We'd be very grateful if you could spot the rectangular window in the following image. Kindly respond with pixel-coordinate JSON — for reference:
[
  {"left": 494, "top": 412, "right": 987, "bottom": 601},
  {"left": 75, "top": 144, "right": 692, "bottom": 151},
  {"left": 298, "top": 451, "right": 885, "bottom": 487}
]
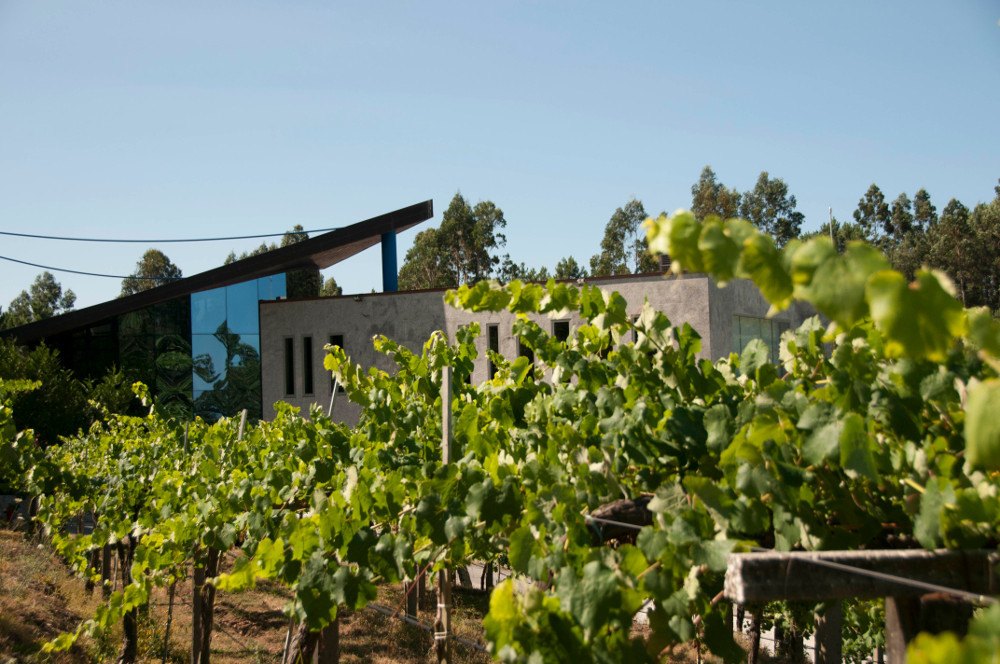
[
  {"left": 518, "top": 337, "right": 534, "bottom": 365},
  {"left": 283, "top": 337, "right": 295, "bottom": 396},
  {"left": 302, "top": 336, "right": 314, "bottom": 395},
  {"left": 553, "top": 320, "right": 570, "bottom": 343},
  {"left": 733, "top": 315, "right": 789, "bottom": 363},
  {"left": 329, "top": 335, "right": 345, "bottom": 393},
  {"left": 487, "top": 325, "right": 500, "bottom": 379}
]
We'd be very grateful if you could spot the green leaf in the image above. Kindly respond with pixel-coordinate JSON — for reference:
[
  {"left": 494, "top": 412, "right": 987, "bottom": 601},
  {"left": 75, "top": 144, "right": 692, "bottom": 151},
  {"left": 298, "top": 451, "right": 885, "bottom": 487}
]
[
  {"left": 839, "top": 413, "right": 878, "bottom": 481},
  {"left": 739, "top": 338, "right": 770, "bottom": 378},
  {"left": 866, "top": 269, "right": 965, "bottom": 361},
  {"left": 661, "top": 210, "right": 705, "bottom": 273},
  {"left": 966, "top": 379, "right": 1000, "bottom": 470},
  {"left": 698, "top": 220, "right": 740, "bottom": 284},
  {"left": 738, "top": 233, "right": 793, "bottom": 309},
  {"left": 508, "top": 526, "right": 536, "bottom": 573},
  {"left": 798, "top": 242, "right": 888, "bottom": 329},
  {"left": 703, "top": 609, "right": 746, "bottom": 662},
  {"left": 914, "top": 478, "right": 956, "bottom": 548},
  {"left": 966, "top": 307, "right": 1000, "bottom": 358}
]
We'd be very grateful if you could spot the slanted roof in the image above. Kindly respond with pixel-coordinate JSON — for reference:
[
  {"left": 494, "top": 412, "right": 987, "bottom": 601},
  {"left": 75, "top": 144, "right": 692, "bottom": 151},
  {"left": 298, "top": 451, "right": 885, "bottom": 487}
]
[{"left": 4, "top": 200, "right": 433, "bottom": 344}]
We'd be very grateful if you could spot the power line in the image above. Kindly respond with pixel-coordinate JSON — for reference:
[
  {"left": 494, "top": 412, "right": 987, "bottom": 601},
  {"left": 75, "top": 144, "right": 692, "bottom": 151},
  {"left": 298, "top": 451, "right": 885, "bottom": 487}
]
[
  {"left": 0, "top": 226, "right": 340, "bottom": 244},
  {"left": 0, "top": 254, "right": 181, "bottom": 280},
  {"left": 583, "top": 513, "right": 998, "bottom": 607}
]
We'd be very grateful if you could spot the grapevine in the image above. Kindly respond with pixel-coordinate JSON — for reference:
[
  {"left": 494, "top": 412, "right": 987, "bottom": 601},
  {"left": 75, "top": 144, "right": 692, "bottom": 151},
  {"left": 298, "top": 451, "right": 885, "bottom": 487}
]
[{"left": 13, "top": 209, "right": 1000, "bottom": 663}]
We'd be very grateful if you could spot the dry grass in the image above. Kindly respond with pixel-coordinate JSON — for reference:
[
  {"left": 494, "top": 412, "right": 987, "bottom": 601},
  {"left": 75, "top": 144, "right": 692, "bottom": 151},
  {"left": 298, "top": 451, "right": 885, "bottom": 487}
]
[
  {"left": 0, "top": 529, "right": 747, "bottom": 663},
  {"left": 0, "top": 529, "right": 102, "bottom": 663},
  {"left": 0, "top": 530, "right": 490, "bottom": 663}
]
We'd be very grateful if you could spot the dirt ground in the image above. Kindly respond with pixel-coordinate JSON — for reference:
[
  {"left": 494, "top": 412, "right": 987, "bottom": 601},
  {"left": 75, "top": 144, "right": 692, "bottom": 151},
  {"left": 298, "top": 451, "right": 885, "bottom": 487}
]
[{"left": 0, "top": 528, "right": 490, "bottom": 663}]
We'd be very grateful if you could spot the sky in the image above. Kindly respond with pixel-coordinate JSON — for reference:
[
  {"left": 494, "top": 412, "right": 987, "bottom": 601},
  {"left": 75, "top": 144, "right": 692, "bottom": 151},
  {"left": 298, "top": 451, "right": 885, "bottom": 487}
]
[{"left": 1, "top": 1, "right": 998, "bottom": 310}]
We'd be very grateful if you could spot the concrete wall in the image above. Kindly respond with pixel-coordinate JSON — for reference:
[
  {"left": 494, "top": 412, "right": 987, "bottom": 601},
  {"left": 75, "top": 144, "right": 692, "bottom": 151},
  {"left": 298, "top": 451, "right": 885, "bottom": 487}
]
[{"left": 259, "top": 273, "right": 814, "bottom": 422}]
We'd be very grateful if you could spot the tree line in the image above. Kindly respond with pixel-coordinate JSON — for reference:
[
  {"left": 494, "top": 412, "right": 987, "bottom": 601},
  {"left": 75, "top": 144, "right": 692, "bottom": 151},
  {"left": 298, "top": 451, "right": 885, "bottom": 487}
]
[
  {"left": 2, "top": 170, "right": 999, "bottom": 331},
  {"left": 397, "top": 170, "right": 1000, "bottom": 314}
]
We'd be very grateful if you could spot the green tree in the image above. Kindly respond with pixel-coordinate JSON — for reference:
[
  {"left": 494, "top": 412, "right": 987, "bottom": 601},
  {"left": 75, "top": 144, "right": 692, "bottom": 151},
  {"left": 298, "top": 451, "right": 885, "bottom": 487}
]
[
  {"left": 120, "top": 249, "right": 182, "bottom": 297},
  {"left": 885, "top": 191, "right": 935, "bottom": 281},
  {"left": 554, "top": 256, "right": 587, "bottom": 280},
  {"left": 968, "top": 181, "right": 1000, "bottom": 311},
  {"left": 3, "top": 271, "right": 76, "bottom": 328},
  {"left": 398, "top": 227, "right": 453, "bottom": 290},
  {"left": 499, "top": 259, "right": 550, "bottom": 283},
  {"left": 927, "top": 199, "right": 978, "bottom": 306},
  {"left": 281, "top": 225, "right": 322, "bottom": 298},
  {"left": 589, "top": 198, "right": 656, "bottom": 276},
  {"left": 224, "top": 242, "right": 273, "bottom": 265},
  {"left": 398, "top": 193, "right": 509, "bottom": 289},
  {"left": 888, "top": 193, "right": 913, "bottom": 239},
  {"left": 913, "top": 188, "right": 938, "bottom": 232},
  {"left": 0, "top": 338, "right": 90, "bottom": 445},
  {"left": 806, "top": 217, "right": 867, "bottom": 253},
  {"left": 852, "top": 184, "right": 891, "bottom": 246},
  {"left": 320, "top": 276, "right": 343, "bottom": 297},
  {"left": 739, "top": 171, "right": 804, "bottom": 247},
  {"left": 690, "top": 166, "right": 741, "bottom": 220}
]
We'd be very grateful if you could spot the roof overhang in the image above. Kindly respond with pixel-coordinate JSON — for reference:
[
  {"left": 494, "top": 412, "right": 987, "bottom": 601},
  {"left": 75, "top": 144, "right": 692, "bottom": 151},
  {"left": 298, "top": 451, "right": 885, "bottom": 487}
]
[{"left": 3, "top": 200, "right": 433, "bottom": 344}]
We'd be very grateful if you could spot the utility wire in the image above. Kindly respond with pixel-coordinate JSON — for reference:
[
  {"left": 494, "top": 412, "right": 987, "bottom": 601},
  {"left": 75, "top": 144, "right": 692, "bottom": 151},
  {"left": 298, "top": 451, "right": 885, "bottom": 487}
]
[
  {"left": 0, "top": 254, "right": 181, "bottom": 280},
  {"left": 0, "top": 226, "right": 340, "bottom": 244},
  {"left": 583, "top": 513, "right": 998, "bottom": 607},
  {"left": 748, "top": 546, "right": 998, "bottom": 607}
]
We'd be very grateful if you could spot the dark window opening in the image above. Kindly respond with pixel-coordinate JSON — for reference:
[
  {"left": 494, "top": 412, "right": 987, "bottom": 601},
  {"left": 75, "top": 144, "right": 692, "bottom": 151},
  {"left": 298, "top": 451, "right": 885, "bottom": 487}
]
[
  {"left": 329, "top": 335, "right": 345, "bottom": 393},
  {"left": 302, "top": 336, "right": 314, "bottom": 395},
  {"left": 487, "top": 325, "right": 500, "bottom": 379},
  {"left": 518, "top": 338, "right": 534, "bottom": 365},
  {"left": 284, "top": 337, "right": 295, "bottom": 395},
  {"left": 553, "top": 320, "right": 570, "bottom": 343}
]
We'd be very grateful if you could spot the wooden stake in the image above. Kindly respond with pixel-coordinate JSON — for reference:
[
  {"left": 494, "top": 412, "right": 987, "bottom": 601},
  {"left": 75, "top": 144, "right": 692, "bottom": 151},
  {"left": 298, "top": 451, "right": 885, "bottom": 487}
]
[
  {"left": 814, "top": 600, "right": 842, "bottom": 664},
  {"left": 434, "top": 366, "right": 453, "bottom": 664}
]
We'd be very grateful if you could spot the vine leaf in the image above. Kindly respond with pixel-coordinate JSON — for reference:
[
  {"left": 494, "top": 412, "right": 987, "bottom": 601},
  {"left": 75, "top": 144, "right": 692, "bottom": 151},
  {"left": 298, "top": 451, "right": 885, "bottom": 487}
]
[{"left": 966, "top": 379, "right": 1000, "bottom": 470}]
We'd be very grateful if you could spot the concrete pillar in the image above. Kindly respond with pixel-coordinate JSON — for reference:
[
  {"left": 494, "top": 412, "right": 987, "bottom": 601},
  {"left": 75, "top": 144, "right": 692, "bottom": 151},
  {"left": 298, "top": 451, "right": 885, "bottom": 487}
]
[{"left": 381, "top": 230, "right": 398, "bottom": 292}]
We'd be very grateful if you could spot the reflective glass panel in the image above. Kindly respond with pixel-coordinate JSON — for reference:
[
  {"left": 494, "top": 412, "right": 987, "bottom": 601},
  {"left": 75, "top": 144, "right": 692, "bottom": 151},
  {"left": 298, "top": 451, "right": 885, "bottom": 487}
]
[
  {"left": 257, "top": 274, "right": 287, "bottom": 301},
  {"left": 192, "top": 333, "right": 228, "bottom": 392},
  {"left": 191, "top": 288, "right": 227, "bottom": 334},
  {"left": 226, "top": 280, "right": 260, "bottom": 335}
]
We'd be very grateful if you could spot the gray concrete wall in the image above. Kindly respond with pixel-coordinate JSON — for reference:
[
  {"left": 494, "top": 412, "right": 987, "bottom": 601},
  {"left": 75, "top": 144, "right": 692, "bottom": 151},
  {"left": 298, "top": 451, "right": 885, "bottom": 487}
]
[{"left": 259, "top": 274, "right": 812, "bottom": 422}]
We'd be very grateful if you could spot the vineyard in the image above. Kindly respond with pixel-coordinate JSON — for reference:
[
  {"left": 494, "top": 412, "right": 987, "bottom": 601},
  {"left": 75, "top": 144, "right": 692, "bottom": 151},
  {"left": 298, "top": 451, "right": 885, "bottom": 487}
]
[{"left": 2, "top": 211, "right": 1000, "bottom": 663}]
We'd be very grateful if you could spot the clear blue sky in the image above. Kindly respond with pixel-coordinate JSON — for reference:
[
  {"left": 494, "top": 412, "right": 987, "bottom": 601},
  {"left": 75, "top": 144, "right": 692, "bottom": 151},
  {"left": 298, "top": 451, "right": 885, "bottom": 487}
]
[{"left": 1, "top": 1, "right": 998, "bottom": 309}]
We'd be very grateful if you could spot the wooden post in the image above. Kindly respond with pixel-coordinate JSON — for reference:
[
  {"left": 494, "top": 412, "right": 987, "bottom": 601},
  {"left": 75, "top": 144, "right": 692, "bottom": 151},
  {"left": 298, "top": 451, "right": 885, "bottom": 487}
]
[
  {"left": 885, "top": 596, "right": 920, "bottom": 663},
  {"left": 814, "top": 600, "right": 842, "bottom": 664},
  {"left": 725, "top": 550, "right": 998, "bottom": 663},
  {"left": 102, "top": 544, "right": 112, "bottom": 598},
  {"left": 405, "top": 579, "right": 418, "bottom": 619},
  {"left": 192, "top": 558, "right": 204, "bottom": 664},
  {"left": 434, "top": 366, "right": 453, "bottom": 664},
  {"left": 237, "top": 408, "right": 247, "bottom": 440}
]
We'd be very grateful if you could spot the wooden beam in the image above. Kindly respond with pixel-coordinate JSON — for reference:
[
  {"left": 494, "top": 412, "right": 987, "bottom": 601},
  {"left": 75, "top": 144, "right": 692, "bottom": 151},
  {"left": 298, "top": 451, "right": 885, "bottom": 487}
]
[{"left": 724, "top": 550, "right": 998, "bottom": 604}]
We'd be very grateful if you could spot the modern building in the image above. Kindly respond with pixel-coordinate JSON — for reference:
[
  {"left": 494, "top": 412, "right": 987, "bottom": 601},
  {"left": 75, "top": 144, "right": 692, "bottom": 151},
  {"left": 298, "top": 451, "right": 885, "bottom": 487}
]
[
  {"left": 2, "top": 201, "right": 434, "bottom": 420},
  {"left": 261, "top": 272, "right": 815, "bottom": 423}
]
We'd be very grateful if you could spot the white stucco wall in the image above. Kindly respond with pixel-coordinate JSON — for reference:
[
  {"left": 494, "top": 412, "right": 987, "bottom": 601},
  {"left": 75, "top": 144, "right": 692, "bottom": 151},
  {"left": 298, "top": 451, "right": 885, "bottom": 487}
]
[{"left": 259, "top": 273, "right": 813, "bottom": 422}]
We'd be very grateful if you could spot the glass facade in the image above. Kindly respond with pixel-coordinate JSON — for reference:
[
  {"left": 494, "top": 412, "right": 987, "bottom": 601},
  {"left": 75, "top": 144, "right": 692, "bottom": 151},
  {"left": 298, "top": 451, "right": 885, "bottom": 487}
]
[
  {"left": 732, "top": 315, "right": 790, "bottom": 363},
  {"left": 118, "top": 297, "right": 194, "bottom": 419},
  {"left": 190, "top": 274, "right": 286, "bottom": 421}
]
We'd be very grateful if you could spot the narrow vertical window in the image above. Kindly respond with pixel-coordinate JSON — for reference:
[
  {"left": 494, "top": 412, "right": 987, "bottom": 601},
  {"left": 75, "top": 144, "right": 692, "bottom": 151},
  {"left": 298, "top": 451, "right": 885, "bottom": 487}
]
[
  {"left": 487, "top": 325, "right": 499, "bottom": 379},
  {"left": 329, "top": 335, "right": 345, "bottom": 392},
  {"left": 284, "top": 337, "right": 295, "bottom": 395},
  {"left": 553, "top": 320, "right": 570, "bottom": 343},
  {"left": 302, "top": 336, "right": 314, "bottom": 395},
  {"left": 517, "top": 334, "right": 534, "bottom": 365}
]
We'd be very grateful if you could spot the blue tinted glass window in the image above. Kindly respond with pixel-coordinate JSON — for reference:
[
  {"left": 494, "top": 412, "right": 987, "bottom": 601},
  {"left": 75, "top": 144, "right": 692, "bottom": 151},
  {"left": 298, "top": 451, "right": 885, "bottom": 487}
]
[
  {"left": 257, "top": 274, "right": 286, "bottom": 301},
  {"left": 191, "top": 288, "right": 227, "bottom": 334},
  {"left": 192, "top": 334, "right": 228, "bottom": 392},
  {"left": 226, "top": 280, "right": 259, "bottom": 335}
]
